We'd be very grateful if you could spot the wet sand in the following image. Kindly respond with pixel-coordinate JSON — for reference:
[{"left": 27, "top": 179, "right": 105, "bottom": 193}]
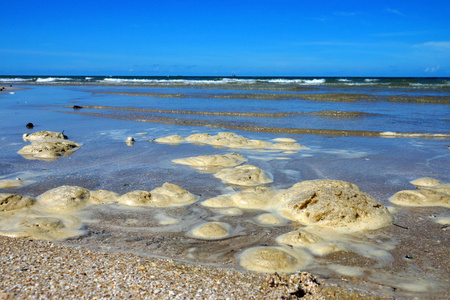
[{"left": 1, "top": 85, "right": 449, "bottom": 299}]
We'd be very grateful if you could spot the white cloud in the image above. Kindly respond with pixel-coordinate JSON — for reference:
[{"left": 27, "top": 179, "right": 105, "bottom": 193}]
[
  {"left": 386, "top": 8, "right": 405, "bottom": 16},
  {"left": 418, "top": 41, "right": 450, "bottom": 51},
  {"left": 425, "top": 65, "right": 440, "bottom": 72}
]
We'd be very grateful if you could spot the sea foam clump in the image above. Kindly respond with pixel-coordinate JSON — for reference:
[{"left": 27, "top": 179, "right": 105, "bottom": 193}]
[
  {"left": 390, "top": 177, "right": 449, "bottom": 207},
  {"left": 18, "top": 131, "right": 81, "bottom": 161},
  {"left": 173, "top": 153, "right": 248, "bottom": 168},
  {"left": 119, "top": 183, "right": 198, "bottom": 207},
  {"left": 188, "top": 222, "right": 231, "bottom": 240},
  {"left": 37, "top": 186, "right": 90, "bottom": 212},
  {"left": 157, "top": 131, "right": 307, "bottom": 152},
  {"left": 214, "top": 165, "right": 274, "bottom": 186},
  {"left": 277, "top": 180, "right": 393, "bottom": 233},
  {"left": 0, "top": 193, "right": 35, "bottom": 211},
  {"left": 239, "top": 246, "right": 308, "bottom": 273}
]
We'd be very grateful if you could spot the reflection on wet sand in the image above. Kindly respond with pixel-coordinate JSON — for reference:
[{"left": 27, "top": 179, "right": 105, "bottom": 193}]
[
  {"left": 91, "top": 90, "right": 450, "bottom": 104},
  {"left": 59, "top": 109, "right": 450, "bottom": 138}
]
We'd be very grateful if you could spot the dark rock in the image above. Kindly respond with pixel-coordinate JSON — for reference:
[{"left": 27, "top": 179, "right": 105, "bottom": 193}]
[
  {"left": 73, "top": 105, "right": 83, "bottom": 110},
  {"left": 26, "top": 123, "right": 34, "bottom": 129}
]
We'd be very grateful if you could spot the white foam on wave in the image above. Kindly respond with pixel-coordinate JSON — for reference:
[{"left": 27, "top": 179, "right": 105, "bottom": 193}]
[
  {"left": 364, "top": 79, "right": 379, "bottom": 82},
  {"left": 266, "top": 78, "right": 326, "bottom": 85},
  {"left": 36, "top": 77, "right": 72, "bottom": 82},
  {"left": 0, "top": 78, "right": 30, "bottom": 82}
]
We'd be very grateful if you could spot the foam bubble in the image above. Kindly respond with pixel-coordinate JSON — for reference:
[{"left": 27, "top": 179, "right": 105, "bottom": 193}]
[
  {"left": 173, "top": 153, "right": 248, "bottom": 168},
  {"left": 276, "top": 229, "right": 322, "bottom": 247},
  {"left": 410, "top": 177, "right": 443, "bottom": 187},
  {"left": 214, "top": 165, "right": 274, "bottom": 186},
  {"left": 155, "top": 135, "right": 185, "bottom": 144},
  {"left": 188, "top": 222, "right": 231, "bottom": 240},
  {"left": 390, "top": 190, "right": 450, "bottom": 207},
  {"left": 239, "top": 246, "right": 307, "bottom": 273},
  {"left": 255, "top": 213, "right": 285, "bottom": 226},
  {"left": 0, "top": 212, "right": 85, "bottom": 241}
]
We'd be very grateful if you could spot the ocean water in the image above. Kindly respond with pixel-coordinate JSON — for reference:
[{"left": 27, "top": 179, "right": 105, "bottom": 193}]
[{"left": 0, "top": 76, "right": 449, "bottom": 297}]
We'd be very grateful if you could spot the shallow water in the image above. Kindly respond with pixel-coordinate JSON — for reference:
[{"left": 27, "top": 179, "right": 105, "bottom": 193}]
[{"left": 0, "top": 80, "right": 449, "bottom": 298}]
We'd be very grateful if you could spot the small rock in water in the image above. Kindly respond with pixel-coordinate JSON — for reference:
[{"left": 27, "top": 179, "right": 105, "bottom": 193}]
[
  {"left": 126, "top": 137, "right": 135, "bottom": 146},
  {"left": 26, "top": 123, "right": 34, "bottom": 129},
  {"left": 73, "top": 105, "right": 83, "bottom": 110}
]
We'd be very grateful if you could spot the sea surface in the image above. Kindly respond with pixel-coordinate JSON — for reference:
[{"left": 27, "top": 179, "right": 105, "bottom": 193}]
[{"left": 0, "top": 76, "right": 449, "bottom": 298}]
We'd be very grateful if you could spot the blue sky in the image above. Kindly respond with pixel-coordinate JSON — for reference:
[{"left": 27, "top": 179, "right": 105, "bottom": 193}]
[{"left": 1, "top": 0, "right": 449, "bottom": 76}]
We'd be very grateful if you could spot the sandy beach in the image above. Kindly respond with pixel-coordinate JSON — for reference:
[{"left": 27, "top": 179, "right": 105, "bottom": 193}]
[
  {"left": 0, "top": 235, "right": 383, "bottom": 299},
  {"left": 1, "top": 79, "right": 449, "bottom": 299}
]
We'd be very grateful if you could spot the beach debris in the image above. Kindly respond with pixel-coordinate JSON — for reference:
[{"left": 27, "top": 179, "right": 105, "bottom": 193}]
[
  {"left": 118, "top": 182, "right": 198, "bottom": 207},
  {"left": 0, "top": 193, "right": 35, "bottom": 211},
  {"left": 266, "top": 272, "right": 321, "bottom": 298},
  {"left": 26, "top": 122, "right": 34, "bottom": 129},
  {"left": 214, "top": 164, "right": 274, "bottom": 186},
  {"left": 37, "top": 185, "right": 90, "bottom": 212},
  {"left": 239, "top": 246, "right": 307, "bottom": 273},
  {"left": 188, "top": 222, "right": 231, "bottom": 240},
  {"left": 18, "top": 130, "right": 81, "bottom": 161},
  {"left": 126, "top": 136, "right": 135, "bottom": 146}
]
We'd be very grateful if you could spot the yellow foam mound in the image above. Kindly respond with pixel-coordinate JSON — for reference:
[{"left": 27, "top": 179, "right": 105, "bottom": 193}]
[
  {"left": 201, "top": 186, "right": 278, "bottom": 209},
  {"left": 409, "top": 177, "right": 443, "bottom": 187},
  {"left": 276, "top": 229, "right": 322, "bottom": 247},
  {"left": 189, "top": 222, "right": 231, "bottom": 240},
  {"left": 239, "top": 247, "right": 305, "bottom": 273},
  {"left": 256, "top": 213, "right": 284, "bottom": 225},
  {"left": 155, "top": 135, "right": 185, "bottom": 144},
  {"left": 279, "top": 187, "right": 393, "bottom": 232},
  {"left": 173, "top": 153, "right": 248, "bottom": 167},
  {"left": 0, "top": 193, "right": 35, "bottom": 211},
  {"left": 390, "top": 190, "right": 450, "bottom": 207},
  {"left": 22, "top": 130, "right": 66, "bottom": 142},
  {"left": 89, "top": 190, "right": 119, "bottom": 204},
  {"left": 37, "top": 186, "right": 90, "bottom": 211},
  {"left": 119, "top": 183, "right": 198, "bottom": 207},
  {"left": 214, "top": 165, "right": 274, "bottom": 186},
  {"left": 0, "top": 213, "right": 85, "bottom": 241}
]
